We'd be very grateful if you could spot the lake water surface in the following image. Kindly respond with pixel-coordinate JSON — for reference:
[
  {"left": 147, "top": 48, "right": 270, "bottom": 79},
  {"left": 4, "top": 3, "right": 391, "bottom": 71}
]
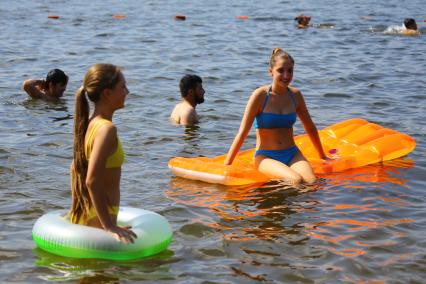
[{"left": 1, "top": 0, "right": 425, "bottom": 283}]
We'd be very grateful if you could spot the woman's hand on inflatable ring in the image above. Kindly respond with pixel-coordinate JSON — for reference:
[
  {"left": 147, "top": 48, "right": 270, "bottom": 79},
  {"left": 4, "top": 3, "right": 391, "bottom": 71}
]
[{"left": 106, "top": 225, "right": 137, "bottom": 244}]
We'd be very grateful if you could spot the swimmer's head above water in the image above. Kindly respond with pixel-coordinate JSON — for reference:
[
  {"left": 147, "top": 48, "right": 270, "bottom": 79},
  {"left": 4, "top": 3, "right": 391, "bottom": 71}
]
[
  {"left": 179, "top": 74, "right": 204, "bottom": 104},
  {"left": 404, "top": 18, "right": 418, "bottom": 30},
  {"left": 23, "top": 68, "right": 68, "bottom": 100},
  {"left": 170, "top": 74, "right": 205, "bottom": 126},
  {"left": 45, "top": 69, "right": 68, "bottom": 98},
  {"left": 294, "top": 14, "right": 311, "bottom": 28}
]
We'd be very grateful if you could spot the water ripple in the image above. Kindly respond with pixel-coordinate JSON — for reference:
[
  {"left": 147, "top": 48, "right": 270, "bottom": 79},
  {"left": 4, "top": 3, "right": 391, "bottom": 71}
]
[{"left": 0, "top": 0, "right": 425, "bottom": 283}]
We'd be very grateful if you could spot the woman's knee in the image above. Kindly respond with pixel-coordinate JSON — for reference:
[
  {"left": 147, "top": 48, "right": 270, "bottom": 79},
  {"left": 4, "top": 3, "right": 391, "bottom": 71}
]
[
  {"left": 287, "top": 172, "right": 303, "bottom": 185},
  {"left": 255, "top": 155, "right": 305, "bottom": 185},
  {"left": 302, "top": 173, "right": 316, "bottom": 184}
]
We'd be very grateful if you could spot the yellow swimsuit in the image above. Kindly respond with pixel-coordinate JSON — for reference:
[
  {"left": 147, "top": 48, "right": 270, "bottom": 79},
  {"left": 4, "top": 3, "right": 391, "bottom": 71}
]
[
  {"left": 85, "top": 118, "right": 125, "bottom": 168},
  {"left": 72, "top": 118, "right": 125, "bottom": 225}
]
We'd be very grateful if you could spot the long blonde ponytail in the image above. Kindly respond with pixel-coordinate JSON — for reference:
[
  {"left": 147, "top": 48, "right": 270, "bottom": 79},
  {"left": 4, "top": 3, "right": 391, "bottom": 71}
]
[{"left": 70, "top": 86, "right": 91, "bottom": 223}]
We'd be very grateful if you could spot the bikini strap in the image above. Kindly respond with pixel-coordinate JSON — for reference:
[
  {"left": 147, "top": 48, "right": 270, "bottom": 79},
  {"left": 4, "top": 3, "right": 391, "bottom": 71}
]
[
  {"left": 288, "top": 88, "right": 298, "bottom": 109},
  {"left": 85, "top": 119, "right": 112, "bottom": 158},
  {"left": 260, "top": 85, "right": 272, "bottom": 112}
]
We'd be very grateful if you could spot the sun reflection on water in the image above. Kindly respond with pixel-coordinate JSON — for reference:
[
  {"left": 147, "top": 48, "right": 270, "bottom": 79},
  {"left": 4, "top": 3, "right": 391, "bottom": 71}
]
[{"left": 166, "top": 158, "right": 415, "bottom": 259}]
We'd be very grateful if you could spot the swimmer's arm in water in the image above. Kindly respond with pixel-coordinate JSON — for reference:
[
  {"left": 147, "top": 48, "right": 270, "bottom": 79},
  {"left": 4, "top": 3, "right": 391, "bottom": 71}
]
[
  {"left": 225, "top": 88, "right": 264, "bottom": 165},
  {"left": 404, "top": 29, "right": 421, "bottom": 36},
  {"left": 23, "top": 79, "right": 45, "bottom": 99},
  {"left": 292, "top": 88, "right": 327, "bottom": 159},
  {"left": 298, "top": 24, "right": 310, "bottom": 29},
  {"left": 86, "top": 124, "right": 136, "bottom": 244}
]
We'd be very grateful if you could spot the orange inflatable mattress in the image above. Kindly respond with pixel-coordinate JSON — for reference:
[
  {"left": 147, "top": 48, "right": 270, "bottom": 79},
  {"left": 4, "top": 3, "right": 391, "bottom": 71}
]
[{"left": 168, "top": 118, "right": 416, "bottom": 185}]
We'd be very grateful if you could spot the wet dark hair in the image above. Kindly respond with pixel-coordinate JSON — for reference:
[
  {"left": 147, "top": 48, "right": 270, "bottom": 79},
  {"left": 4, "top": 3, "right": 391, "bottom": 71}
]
[
  {"left": 294, "top": 14, "right": 311, "bottom": 25},
  {"left": 46, "top": 69, "right": 68, "bottom": 86},
  {"left": 179, "top": 74, "right": 202, "bottom": 97},
  {"left": 403, "top": 18, "right": 417, "bottom": 30}
]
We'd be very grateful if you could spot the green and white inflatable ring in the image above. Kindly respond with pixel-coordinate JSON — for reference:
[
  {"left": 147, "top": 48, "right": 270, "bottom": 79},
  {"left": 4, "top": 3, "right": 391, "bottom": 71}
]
[{"left": 32, "top": 207, "right": 172, "bottom": 261}]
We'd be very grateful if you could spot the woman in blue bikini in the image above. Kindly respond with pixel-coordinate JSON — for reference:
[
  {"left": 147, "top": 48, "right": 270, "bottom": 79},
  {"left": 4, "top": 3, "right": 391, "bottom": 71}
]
[{"left": 224, "top": 48, "right": 327, "bottom": 185}]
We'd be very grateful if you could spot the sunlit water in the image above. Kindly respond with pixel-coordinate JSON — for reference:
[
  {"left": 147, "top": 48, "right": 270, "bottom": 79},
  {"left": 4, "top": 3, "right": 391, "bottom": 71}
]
[{"left": 1, "top": 0, "right": 425, "bottom": 283}]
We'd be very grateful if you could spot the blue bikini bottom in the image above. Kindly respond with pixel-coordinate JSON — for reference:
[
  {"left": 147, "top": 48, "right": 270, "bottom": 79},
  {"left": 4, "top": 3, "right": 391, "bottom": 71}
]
[{"left": 255, "top": 146, "right": 299, "bottom": 166}]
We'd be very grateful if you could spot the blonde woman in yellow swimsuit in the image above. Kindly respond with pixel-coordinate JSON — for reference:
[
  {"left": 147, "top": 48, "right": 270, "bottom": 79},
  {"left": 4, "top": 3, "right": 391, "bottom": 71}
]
[{"left": 69, "top": 63, "right": 136, "bottom": 244}]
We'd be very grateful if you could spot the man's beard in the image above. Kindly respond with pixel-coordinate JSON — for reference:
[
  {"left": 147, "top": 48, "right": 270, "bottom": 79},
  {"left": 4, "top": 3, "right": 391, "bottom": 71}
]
[{"left": 196, "top": 96, "right": 204, "bottom": 104}]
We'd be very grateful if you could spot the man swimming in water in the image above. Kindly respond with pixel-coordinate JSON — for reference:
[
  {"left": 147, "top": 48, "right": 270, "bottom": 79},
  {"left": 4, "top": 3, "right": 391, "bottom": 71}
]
[
  {"left": 170, "top": 74, "right": 205, "bottom": 126},
  {"left": 294, "top": 14, "right": 312, "bottom": 28},
  {"left": 23, "top": 68, "right": 68, "bottom": 100},
  {"left": 403, "top": 18, "right": 420, "bottom": 35}
]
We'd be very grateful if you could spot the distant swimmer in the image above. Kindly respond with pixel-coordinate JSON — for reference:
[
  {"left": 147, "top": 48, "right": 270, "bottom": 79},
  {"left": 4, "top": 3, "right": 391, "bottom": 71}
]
[
  {"left": 403, "top": 18, "right": 420, "bottom": 35},
  {"left": 294, "top": 14, "right": 312, "bottom": 28},
  {"left": 170, "top": 74, "right": 205, "bottom": 126},
  {"left": 23, "top": 68, "right": 68, "bottom": 100},
  {"left": 294, "top": 14, "right": 335, "bottom": 29}
]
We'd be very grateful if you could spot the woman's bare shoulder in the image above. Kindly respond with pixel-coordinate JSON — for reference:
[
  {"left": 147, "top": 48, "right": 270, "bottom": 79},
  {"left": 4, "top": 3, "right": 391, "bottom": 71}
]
[
  {"left": 289, "top": 86, "right": 302, "bottom": 95},
  {"left": 251, "top": 85, "right": 269, "bottom": 100}
]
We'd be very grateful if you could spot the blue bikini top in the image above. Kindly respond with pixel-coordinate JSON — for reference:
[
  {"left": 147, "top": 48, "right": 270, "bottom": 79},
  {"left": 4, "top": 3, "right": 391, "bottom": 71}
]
[{"left": 254, "top": 86, "right": 297, "bottom": 129}]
